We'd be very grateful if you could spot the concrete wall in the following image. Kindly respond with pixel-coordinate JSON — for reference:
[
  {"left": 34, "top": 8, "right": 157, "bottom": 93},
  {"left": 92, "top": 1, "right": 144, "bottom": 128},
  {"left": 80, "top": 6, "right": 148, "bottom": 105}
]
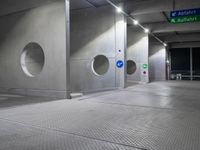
[
  {"left": 149, "top": 42, "right": 166, "bottom": 81},
  {"left": 0, "top": 1, "right": 68, "bottom": 98},
  {"left": 127, "top": 27, "right": 149, "bottom": 83},
  {"left": 70, "top": 5, "right": 126, "bottom": 93}
]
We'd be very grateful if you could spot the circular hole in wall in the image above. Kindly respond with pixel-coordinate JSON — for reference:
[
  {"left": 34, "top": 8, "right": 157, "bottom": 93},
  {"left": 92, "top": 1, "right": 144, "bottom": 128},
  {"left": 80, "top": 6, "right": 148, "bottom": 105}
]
[
  {"left": 127, "top": 60, "right": 137, "bottom": 75},
  {"left": 92, "top": 55, "right": 109, "bottom": 76},
  {"left": 20, "top": 42, "right": 45, "bottom": 77}
]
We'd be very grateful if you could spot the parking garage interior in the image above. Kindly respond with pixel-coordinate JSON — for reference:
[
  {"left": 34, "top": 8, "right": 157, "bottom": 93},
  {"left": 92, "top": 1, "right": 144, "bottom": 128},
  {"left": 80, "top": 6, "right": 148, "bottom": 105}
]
[{"left": 0, "top": 0, "right": 200, "bottom": 150}]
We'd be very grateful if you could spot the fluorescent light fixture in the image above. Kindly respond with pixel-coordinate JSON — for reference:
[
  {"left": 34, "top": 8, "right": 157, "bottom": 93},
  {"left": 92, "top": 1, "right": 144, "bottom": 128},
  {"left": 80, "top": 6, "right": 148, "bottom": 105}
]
[
  {"left": 144, "top": 28, "right": 149, "bottom": 33},
  {"left": 133, "top": 20, "right": 138, "bottom": 25},
  {"left": 116, "top": 7, "right": 122, "bottom": 13},
  {"left": 106, "top": 0, "right": 165, "bottom": 46}
]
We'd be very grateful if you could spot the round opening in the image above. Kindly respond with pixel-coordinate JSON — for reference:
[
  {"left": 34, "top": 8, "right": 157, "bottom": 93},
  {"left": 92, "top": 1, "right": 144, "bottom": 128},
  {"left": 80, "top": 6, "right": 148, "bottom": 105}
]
[
  {"left": 20, "top": 42, "right": 45, "bottom": 77},
  {"left": 127, "top": 60, "right": 137, "bottom": 75},
  {"left": 92, "top": 55, "right": 109, "bottom": 76}
]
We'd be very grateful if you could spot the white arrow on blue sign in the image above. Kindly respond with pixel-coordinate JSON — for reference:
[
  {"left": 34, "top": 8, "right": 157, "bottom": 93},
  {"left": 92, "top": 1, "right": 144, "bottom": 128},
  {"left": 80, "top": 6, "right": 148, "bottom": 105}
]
[
  {"left": 171, "top": 8, "right": 200, "bottom": 18},
  {"left": 116, "top": 60, "right": 124, "bottom": 68}
]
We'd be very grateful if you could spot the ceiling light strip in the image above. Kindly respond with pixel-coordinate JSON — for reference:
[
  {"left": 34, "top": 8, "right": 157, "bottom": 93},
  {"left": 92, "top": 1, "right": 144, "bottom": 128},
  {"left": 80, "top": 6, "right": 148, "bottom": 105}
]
[{"left": 106, "top": 0, "right": 167, "bottom": 47}]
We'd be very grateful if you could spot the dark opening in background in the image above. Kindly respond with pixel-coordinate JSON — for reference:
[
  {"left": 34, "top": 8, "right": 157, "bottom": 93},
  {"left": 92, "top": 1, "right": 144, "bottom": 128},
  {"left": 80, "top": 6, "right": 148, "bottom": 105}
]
[
  {"left": 193, "top": 47, "right": 200, "bottom": 80},
  {"left": 170, "top": 48, "right": 190, "bottom": 80}
]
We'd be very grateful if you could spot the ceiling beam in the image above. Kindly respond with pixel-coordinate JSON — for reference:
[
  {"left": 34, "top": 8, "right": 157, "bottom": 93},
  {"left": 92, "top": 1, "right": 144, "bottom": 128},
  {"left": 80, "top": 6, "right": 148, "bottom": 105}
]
[
  {"left": 158, "top": 33, "right": 200, "bottom": 43},
  {"left": 170, "top": 42, "right": 200, "bottom": 48},
  {"left": 84, "top": 0, "right": 98, "bottom": 8},
  {"left": 144, "top": 22, "right": 200, "bottom": 33}
]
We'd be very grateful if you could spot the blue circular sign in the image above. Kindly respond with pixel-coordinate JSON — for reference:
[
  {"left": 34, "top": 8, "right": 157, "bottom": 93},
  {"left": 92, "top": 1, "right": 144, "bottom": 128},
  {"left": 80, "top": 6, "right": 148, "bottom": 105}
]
[{"left": 116, "top": 60, "right": 124, "bottom": 68}]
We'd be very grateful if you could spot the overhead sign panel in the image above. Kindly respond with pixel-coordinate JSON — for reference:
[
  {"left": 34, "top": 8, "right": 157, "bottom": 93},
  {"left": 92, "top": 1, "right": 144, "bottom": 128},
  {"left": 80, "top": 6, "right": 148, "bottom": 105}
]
[
  {"left": 170, "top": 8, "right": 200, "bottom": 24},
  {"left": 171, "top": 8, "right": 200, "bottom": 18},
  {"left": 171, "top": 15, "right": 200, "bottom": 24}
]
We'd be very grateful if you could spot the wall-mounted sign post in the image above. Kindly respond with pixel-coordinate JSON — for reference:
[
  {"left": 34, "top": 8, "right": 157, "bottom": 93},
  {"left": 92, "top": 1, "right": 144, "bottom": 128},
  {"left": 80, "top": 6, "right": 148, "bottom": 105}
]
[{"left": 170, "top": 8, "right": 200, "bottom": 24}]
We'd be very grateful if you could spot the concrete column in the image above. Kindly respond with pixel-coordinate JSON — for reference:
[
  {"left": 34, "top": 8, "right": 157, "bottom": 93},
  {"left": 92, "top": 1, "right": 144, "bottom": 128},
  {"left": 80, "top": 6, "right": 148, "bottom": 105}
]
[
  {"left": 115, "top": 12, "right": 127, "bottom": 88},
  {"left": 140, "top": 35, "right": 149, "bottom": 83},
  {"left": 166, "top": 47, "right": 170, "bottom": 80},
  {"left": 65, "top": 0, "right": 71, "bottom": 99},
  {"left": 149, "top": 42, "right": 166, "bottom": 81}
]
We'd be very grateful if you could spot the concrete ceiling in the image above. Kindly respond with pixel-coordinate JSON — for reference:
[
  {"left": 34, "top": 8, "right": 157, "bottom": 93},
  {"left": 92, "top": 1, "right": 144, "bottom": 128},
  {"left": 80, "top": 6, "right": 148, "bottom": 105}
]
[
  {"left": 124, "top": 0, "right": 200, "bottom": 44},
  {"left": 0, "top": 0, "right": 200, "bottom": 44},
  {"left": 0, "top": 0, "right": 126, "bottom": 16},
  {"left": 70, "top": 0, "right": 126, "bottom": 9},
  {"left": 0, "top": 0, "right": 60, "bottom": 17},
  {"left": 70, "top": 0, "right": 200, "bottom": 44}
]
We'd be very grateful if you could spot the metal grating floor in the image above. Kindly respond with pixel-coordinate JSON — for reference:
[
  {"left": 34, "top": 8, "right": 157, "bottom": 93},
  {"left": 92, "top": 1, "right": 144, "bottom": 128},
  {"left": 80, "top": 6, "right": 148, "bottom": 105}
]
[{"left": 0, "top": 81, "right": 200, "bottom": 150}]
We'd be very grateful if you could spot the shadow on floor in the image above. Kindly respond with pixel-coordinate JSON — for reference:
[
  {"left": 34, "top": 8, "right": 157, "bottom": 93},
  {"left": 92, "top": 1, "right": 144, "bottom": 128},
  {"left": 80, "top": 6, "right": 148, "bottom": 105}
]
[
  {"left": 0, "top": 93, "right": 63, "bottom": 109},
  {"left": 126, "top": 81, "right": 139, "bottom": 87}
]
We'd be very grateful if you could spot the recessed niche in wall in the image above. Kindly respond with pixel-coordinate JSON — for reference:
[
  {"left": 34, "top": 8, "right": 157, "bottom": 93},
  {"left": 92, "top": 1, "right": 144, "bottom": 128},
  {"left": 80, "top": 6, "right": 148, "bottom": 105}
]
[
  {"left": 127, "top": 60, "right": 137, "bottom": 75},
  {"left": 92, "top": 55, "right": 109, "bottom": 76},
  {"left": 20, "top": 42, "right": 45, "bottom": 77}
]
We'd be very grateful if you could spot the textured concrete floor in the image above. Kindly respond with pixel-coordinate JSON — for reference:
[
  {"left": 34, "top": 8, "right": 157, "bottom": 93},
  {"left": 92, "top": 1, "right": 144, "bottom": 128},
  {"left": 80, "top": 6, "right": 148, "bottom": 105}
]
[{"left": 0, "top": 81, "right": 200, "bottom": 150}]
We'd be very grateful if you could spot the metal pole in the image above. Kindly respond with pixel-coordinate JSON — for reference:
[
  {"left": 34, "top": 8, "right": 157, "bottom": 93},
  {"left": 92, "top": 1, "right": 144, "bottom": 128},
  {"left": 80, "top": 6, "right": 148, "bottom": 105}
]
[
  {"left": 168, "top": 50, "right": 172, "bottom": 80},
  {"left": 190, "top": 47, "right": 193, "bottom": 81}
]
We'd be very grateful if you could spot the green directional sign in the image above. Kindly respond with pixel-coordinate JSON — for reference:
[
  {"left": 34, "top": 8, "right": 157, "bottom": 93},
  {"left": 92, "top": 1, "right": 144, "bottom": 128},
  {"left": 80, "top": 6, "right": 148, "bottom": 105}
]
[
  {"left": 143, "top": 64, "right": 148, "bottom": 69},
  {"left": 170, "top": 15, "right": 200, "bottom": 24}
]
